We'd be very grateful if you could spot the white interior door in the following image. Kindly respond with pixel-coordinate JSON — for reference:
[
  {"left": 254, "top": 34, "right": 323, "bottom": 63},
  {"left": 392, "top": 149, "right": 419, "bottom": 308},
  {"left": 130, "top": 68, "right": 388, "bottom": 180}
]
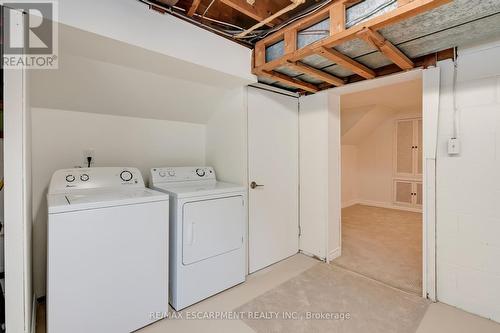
[{"left": 247, "top": 87, "right": 299, "bottom": 273}]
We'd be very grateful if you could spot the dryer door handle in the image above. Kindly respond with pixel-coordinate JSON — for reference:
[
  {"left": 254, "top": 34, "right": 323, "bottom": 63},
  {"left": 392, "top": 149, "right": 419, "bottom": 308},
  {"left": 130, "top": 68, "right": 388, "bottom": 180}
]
[{"left": 186, "top": 222, "right": 196, "bottom": 245}]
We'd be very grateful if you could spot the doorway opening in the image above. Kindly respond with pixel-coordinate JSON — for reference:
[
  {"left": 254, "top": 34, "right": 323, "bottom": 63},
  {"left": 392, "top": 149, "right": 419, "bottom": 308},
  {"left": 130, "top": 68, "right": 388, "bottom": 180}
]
[{"left": 333, "top": 79, "right": 423, "bottom": 295}]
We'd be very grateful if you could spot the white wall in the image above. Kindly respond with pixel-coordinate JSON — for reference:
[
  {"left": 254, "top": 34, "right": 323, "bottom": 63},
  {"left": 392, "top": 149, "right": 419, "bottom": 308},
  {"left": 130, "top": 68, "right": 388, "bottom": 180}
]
[
  {"left": 31, "top": 108, "right": 206, "bottom": 296},
  {"left": 436, "top": 39, "right": 500, "bottom": 322},
  {"left": 30, "top": 53, "right": 245, "bottom": 124},
  {"left": 341, "top": 145, "right": 358, "bottom": 208},
  {"left": 205, "top": 87, "right": 247, "bottom": 185},
  {"left": 356, "top": 109, "right": 421, "bottom": 206},
  {"left": 340, "top": 107, "right": 421, "bottom": 208},
  {"left": 328, "top": 93, "right": 341, "bottom": 260},
  {"left": 56, "top": 0, "right": 254, "bottom": 82},
  {"left": 299, "top": 92, "right": 329, "bottom": 260},
  {"left": 298, "top": 91, "right": 341, "bottom": 261}
]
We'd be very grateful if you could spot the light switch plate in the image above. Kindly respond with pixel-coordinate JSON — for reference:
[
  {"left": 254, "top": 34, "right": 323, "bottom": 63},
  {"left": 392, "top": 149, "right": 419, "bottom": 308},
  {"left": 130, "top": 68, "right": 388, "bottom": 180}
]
[{"left": 448, "top": 138, "right": 460, "bottom": 155}]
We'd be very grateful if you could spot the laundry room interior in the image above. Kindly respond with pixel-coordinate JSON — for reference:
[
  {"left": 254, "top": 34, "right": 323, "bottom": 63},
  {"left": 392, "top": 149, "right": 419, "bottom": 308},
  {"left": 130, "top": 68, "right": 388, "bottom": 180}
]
[
  {"left": 29, "top": 22, "right": 251, "bottom": 298},
  {"left": 3, "top": 1, "right": 500, "bottom": 333}
]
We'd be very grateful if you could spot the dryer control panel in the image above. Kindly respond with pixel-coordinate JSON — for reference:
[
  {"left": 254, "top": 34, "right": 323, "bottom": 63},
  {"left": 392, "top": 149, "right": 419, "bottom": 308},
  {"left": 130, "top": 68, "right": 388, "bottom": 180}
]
[
  {"left": 49, "top": 167, "right": 145, "bottom": 194},
  {"left": 151, "top": 167, "right": 216, "bottom": 184}
]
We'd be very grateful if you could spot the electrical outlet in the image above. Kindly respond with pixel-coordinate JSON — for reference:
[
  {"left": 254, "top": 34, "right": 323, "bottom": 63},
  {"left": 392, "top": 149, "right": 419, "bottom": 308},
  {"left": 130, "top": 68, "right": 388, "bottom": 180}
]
[
  {"left": 448, "top": 138, "right": 460, "bottom": 155},
  {"left": 83, "top": 149, "right": 95, "bottom": 167}
]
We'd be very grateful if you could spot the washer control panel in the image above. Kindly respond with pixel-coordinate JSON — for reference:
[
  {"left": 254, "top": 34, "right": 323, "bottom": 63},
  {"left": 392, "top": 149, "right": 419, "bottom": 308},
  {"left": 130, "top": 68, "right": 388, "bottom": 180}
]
[
  {"left": 49, "top": 167, "right": 145, "bottom": 194},
  {"left": 151, "top": 167, "right": 216, "bottom": 184}
]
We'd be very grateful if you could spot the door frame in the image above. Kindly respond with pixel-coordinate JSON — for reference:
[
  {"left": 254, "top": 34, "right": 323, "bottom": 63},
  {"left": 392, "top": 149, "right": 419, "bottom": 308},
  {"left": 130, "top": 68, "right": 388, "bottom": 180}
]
[
  {"left": 3, "top": 6, "right": 33, "bottom": 332},
  {"left": 328, "top": 68, "right": 440, "bottom": 300}
]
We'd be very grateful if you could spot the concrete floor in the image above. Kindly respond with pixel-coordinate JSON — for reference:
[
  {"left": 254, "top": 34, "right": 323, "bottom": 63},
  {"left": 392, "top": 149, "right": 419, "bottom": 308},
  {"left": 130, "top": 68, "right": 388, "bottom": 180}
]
[{"left": 37, "top": 254, "right": 500, "bottom": 333}]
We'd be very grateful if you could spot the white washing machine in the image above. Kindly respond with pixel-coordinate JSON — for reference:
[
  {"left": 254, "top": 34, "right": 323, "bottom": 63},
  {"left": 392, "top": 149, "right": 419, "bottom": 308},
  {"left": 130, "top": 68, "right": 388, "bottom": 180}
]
[
  {"left": 47, "top": 167, "right": 169, "bottom": 333},
  {"left": 150, "top": 167, "right": 246, "bottom": 310}
]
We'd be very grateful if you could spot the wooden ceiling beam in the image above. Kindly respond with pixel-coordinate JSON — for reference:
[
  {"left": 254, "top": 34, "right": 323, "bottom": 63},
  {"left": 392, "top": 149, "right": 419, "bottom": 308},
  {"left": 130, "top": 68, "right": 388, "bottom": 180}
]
[
  {"left": 287, "top": 61, "right": 345, "bottom": 86},
  {"left": 357, "top": 28, "right": 414, "bottom": 70},
  {"left": 187, "top": 0, "right": 202, "bottom": 17},
  {"left": 219, "top": 0, "right": 284, "bottom": 27},
  {"left": 316, "top": 47, "right": 376, "bottom": 79},
  {"left": 343, "top": 48, "right": 454, "bottom": 85},
  {"left": 253, "top": 0, "right": 451, "bottom": 73},
  {"left": 259, "top": 70, "right": 320, "bottom": 93}
]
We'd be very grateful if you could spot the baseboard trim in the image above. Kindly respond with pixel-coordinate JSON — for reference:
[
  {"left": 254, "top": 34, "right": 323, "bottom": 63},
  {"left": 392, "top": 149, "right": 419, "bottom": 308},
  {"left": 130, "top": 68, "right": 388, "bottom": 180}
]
[
  {"left": 341, "top": 199, "right": 358, "bottom": 208},
  {"left": 299, "top": 250, "right": 326, "bottom": 262},
  {"left": 329, "top": 247, "right": 341, "bottom": 261},
  {"left": 344, "top": 199, "right": 422, "bottom": 213}
]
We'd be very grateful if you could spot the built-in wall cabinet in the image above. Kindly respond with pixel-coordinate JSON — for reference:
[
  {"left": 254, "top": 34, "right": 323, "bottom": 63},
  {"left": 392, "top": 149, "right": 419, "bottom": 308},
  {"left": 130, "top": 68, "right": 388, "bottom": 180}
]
[
  {"left": 393, "top": 180, "right": 422, "bottom": 209},
  {"left": 393, "top": 118, "right": 422, "bottom": 210}
]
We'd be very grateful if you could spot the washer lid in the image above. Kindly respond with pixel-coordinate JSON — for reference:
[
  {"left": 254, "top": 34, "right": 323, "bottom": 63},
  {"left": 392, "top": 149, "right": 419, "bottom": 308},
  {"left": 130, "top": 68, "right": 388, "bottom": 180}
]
[
  {"left": 48, "top": 188, "right": 169, "bottom": 214},
  {"left": 153, "top": 181, "right": 245, "bottom": 199}
]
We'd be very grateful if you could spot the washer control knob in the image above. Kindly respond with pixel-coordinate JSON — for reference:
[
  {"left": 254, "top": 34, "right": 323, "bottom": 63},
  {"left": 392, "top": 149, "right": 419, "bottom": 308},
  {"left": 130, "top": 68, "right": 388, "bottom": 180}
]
[
  {"left": 159, "top": 170, "right": 166, "bottom": 177},
  {"left": 120, "top": 170, "right": 133, "bottom": 182},
  {"left": 66, "top": 175, "right": 75, "bottom": 183},
  {"left": 196, "top": 168, "right": 206, "bottom": 177},
  {"left": 168, "top": 171, "right": 176, "bottom": 177},
  {"left": 80, "top": 174, "right": 90, "bottom": 182}
]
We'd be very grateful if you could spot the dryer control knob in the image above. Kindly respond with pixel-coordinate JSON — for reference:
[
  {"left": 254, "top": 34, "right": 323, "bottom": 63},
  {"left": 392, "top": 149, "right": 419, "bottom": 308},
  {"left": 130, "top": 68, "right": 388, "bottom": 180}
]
[
  {"left": 120, "top": 170, "right": 133, "bottom": 182},
  {"left": 196, "top": 168, "right": 206, "bottom": 177},
  {"left": 66, "top": 175, "right": 75, "bottom": 183},
  {"left": 159, "top": 170, "right": 166, "bottom": 177},
  {"left": 80, "top": 174, "right": 90, "bottom": 182}
]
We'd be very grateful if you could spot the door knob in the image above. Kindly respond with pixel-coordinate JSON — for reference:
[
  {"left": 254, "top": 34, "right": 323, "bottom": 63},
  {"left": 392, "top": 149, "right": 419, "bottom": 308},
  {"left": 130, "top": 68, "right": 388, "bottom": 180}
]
[{"left": 250, "top": 181, "right": 264, "bottom": 189}]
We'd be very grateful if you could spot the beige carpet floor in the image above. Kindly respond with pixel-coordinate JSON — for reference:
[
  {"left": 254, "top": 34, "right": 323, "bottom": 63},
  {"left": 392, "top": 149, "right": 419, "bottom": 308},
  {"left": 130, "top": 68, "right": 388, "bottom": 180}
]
[
  {"left": 237, "top": 263, "right": 429, "bottom": 333},
  {"left": 333, "top": 204, "right": 422, "bottom": 295}
]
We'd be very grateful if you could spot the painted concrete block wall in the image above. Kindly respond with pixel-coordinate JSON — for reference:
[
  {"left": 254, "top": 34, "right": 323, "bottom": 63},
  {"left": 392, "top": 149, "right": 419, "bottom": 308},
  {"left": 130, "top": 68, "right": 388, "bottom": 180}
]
[
  {"left": 436, "top": 39, "right": 500, "bottom": 322},
  {"left": 31, "top": 108, "right": 206, "bottom": 296}
]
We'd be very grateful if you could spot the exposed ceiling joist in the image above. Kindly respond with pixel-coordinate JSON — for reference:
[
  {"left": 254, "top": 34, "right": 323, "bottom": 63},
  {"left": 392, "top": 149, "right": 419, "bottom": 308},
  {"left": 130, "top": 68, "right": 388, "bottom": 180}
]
[
  {"left": 187, "top": 0, "right": 202, "bottom": 17},
  {"left": 287, "top": 61, "right": 345, "bottom": 86},
  {"left": 219, "top": 0, "right": 283, "bottom": 27},
  {"left": 259, "top": 70, "right": 319, "bottom": 93},
  {"left": 357, "top": 28, "right": 414, "bottom": 70},
  {"left": 254, "top": 0, "right": 451, "bottom": 73},
  {"left": 236, "top": 0, "right": 306, "bottom": 38},
  {"left": 316, "top": 47, "right": 376, "bottom": 79}
]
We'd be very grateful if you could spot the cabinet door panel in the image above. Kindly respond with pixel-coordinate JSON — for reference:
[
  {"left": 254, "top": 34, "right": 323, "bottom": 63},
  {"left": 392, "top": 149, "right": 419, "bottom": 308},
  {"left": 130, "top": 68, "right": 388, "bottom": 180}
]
[
  {"left": 396, "top": 120, "right": 414, "bottom": 176},
  {"left": 416, "top": 119, "right": 423, "bottom": 176},
  {"left": 415, "top": 182, "right": 423, "bottom": 207},
  {"left": 394, "top": 180, "right": 413, "bottom": 205}
]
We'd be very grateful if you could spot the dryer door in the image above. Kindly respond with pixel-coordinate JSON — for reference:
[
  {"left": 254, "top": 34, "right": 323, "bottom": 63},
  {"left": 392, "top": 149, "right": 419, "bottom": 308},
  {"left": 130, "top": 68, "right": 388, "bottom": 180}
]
[{"left": 182, "top": 196, "right": 244, "bottom": 265}]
